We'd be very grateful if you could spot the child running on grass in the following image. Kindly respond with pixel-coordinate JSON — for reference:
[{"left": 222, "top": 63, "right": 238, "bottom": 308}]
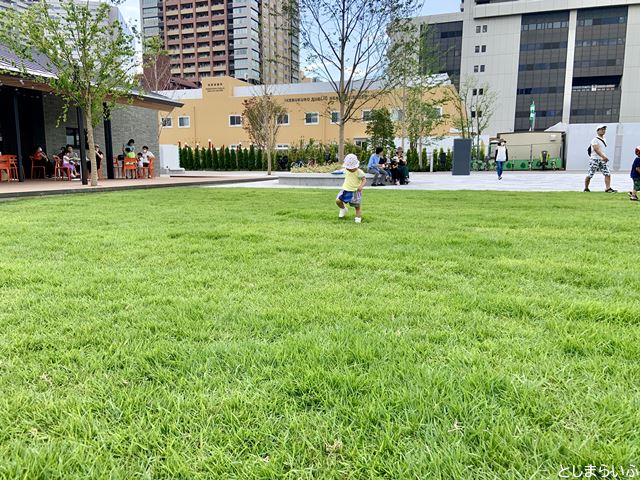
[
  {"left": 629, "top": 146, "right": 640, "bottom": 201},
  {"left": 336, "top": 153, "right": 366, "bottom": 223}
]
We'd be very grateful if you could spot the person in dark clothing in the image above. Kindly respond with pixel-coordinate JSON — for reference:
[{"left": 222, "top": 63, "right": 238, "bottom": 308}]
[
  {"left": 87, "top": 144, "right": 103, "bottom": 174},
  {"left": 31, "top": 146, "right": 54, "bottom": 178}
]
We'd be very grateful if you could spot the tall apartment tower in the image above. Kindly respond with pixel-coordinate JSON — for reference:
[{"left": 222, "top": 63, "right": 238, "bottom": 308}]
[
  {"left": 141, "top": 0, "right": 299, "bottom": 85},
  {"left": 415, "top": 0, "right": 640, "bottom": 134}
]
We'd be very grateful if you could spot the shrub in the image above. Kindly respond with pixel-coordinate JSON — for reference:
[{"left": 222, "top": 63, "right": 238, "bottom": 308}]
[{"left": 212, "top": 147, "right": 219, "bottom": 170}]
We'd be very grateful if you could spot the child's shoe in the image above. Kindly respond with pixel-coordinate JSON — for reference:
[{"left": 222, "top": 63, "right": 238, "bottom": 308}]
[
  {"left": 339, "top": 207, "right": 348, "bottom": 218},
  {"left": 355, "top": 217, "right": 362, "bottom": 224}
]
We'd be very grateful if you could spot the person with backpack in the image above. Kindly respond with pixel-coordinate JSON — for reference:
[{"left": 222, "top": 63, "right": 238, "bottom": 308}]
[{"left": 584, "top": 125, "right": 617, "bottom": 193}]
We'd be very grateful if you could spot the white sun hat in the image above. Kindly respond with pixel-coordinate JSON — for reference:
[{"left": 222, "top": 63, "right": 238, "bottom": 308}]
[
  {"left": 342, "top": 154, "right": 360, "bottom": 169},
  {"left": 596, "top": 124, "right": 607, "bottom": 131}
]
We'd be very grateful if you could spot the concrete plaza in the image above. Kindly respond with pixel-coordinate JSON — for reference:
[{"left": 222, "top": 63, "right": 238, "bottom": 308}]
[{"left": 208, "top": 171, "right": 633, "bottom": 193}]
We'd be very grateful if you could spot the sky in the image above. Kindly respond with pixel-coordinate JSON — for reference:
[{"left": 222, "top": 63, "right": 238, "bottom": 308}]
[{"left": 118, "top": 0, "right": 461, "bottom": 35}]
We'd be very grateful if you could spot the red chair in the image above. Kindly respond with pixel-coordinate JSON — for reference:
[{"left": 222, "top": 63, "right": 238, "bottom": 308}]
[
  {"left": 148, "top": 156, "right": 155, "bottom": 178},
  {"left": 122, "top": 159, "right": 137, "bottom": 179},
  {"left": 53, "top": 155, "right": 73, "bottom": 181},
  {"left": 138, "top": 155, "right": 155, "bottom": 179},
  {"left": 0, "top": 156, "right": 11, "bottom": 182},
  {"left": 112, "top": 157, "right": 122, "bottom": 178},
  {"left": 8, "top": 155, "right": 20, "bottom": 181},
  {"left": 30, "top": 155, "right": 46, "bottom": 179}
]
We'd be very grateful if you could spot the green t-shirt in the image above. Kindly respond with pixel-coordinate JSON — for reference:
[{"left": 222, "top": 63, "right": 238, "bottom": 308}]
[{"left": 342, "top": 169, "right": 365, "bottom": 191}]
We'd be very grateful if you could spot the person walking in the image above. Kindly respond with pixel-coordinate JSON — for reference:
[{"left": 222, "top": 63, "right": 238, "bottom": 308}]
[
  {"left": 629, "top": 146, "right": 640, "bottom": 201},
  {"left": 367, "top": 147, "right": 386, "bottom": 186},
  {"left": 336, "top": 154, "right": 366, "bottom": 223},
  {"left": 584, "top": 125, "right": 617, "bottom": 193},
  {"left": 495, "top": 140, "right": 508, "bottom": 180}
]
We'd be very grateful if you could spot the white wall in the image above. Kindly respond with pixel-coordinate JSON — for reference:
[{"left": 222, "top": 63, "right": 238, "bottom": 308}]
[
  {"left": 565, "top": 123, "right": 640, "bottom": 172},
  {"left": 159, "top": 144, "right": 181, "bottom": 173},
  {"left": 620, "top": 5, "right": 640, "bottom": 123}
]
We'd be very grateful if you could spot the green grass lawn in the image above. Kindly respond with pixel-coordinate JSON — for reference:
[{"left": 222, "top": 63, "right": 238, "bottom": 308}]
[{"left": 1, "top": 187, "right": 639, "bottom": 479}]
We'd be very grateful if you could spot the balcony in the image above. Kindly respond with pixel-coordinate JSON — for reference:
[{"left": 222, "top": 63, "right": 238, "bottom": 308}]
[
  {"left": 182, "top": 47, "right": 195, "bottom": 54},
  {"left": 197, "top": 26, "right": 210, "bottom": 33},
  {"left": 197, "top": 46, "right": 210, "bottom": 53},
  {"left": 182, "top": 27, "right": 194, "bottom": 34},
  {"left": 195, "top": 6, "right": 209, "bottom": 13}
]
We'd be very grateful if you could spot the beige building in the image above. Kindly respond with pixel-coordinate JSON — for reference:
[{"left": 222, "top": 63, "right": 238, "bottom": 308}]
[{"left": 158, "top": 76, "right": 457, "bottom": 149}]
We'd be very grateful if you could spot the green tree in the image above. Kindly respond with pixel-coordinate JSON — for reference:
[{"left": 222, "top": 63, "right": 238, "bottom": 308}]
[
  {"left": 248, "top": 145, "right": 256, "bottom": 170},
  {"left": 224, "top": 147, "right": 231, "bottom": 170},
  {"left": 448, "top": 76, "right": 497, "bottom": 158},
  {"left": 229, "top": 149, "right": 237, "bottom": 170},
  {"left": 280, "top": 0, "right": 419, "bottom": 163},
  {"left": 405, "top": 86, "right": 444, "bottom": 171},
  {"left": 212, "top": 147, "right": 219, "bottom": 170},
  {"left": 193, "top": 147, "right": 201, "bottom": 170},
  {"left": 242, "top": 92, "right": 285, "bottom": 175},
  {"left": 206, "top": 147, "right": 213, "bottom": 169},
  {"left": 0, "top": 0, "right": 138, "bottom": 187},
  {"left": 187, "top": 147, "right": 194, "bottom": 170},
  {"left": 257, "top": 148, "right": 264, "bottom": 170},
  {"left": 365, "top": 108, "right": 395, "bottom": 152}
]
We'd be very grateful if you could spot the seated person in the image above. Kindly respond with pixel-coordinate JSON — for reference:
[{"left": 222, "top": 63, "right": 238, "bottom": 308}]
[
  {"left": 396, "top": 155, "right": 409, "bottom": 185},
  {"left": 140, "top": 146, "right": 155, "bottom": 178},
  {"left": 62, "top": 149, "right": 78, "bottom": 178},
  {"left": 32, "top": 146, "right": 53, "bottom": 178},
  {"left": 378, "top": 156, "right": 392, "bottom": 183},
  {"left": 390, "top": 160, "right": 401, "bottom": 185}
]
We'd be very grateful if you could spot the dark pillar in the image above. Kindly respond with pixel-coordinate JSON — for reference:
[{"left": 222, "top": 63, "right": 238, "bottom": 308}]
[
  {"left": 103, "top": 103, "right": 114, "bottom": 179},
  {"left": 12, "top": 91, "right": 25, "bottom": 182},
  {"left": 76, "top": 106, "right": 88, "bottom": 185},
  {"left": 452, "top": 138, "right": 472, "bottom": 176}
]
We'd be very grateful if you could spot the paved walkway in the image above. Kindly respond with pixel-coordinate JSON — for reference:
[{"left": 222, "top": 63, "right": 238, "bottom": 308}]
[
  {"left": 208, "top": 171, "right": 631, "bottom": 192},
  {"left": 0, "top": 173, "right": 272, "bottom": 199}
]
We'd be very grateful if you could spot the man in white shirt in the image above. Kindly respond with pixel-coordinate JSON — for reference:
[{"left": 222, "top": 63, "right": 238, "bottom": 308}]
[{"left": 584, "top": 125, "right": 616, "bottom": 193}]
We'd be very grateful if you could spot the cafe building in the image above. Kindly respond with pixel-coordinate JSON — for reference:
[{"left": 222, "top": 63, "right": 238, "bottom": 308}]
[{"left": 0, "top": 45, "right": 182, "bottom": 183}]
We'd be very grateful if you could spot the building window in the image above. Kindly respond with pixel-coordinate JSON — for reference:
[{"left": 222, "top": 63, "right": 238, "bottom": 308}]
[
  {"left": 475, "top": 45, "right": 480, "bottom": 53},
  {"left": 474, "top": 65, "right": 479, "bottom": 73},
  {"left": 391, "top": 108, "right": 404, "bottom": 121},
  {"left": 276, "top": 113, "right": 289, "bottom": 125},
  {"left": 482, "top": 25, "right": 487, "bottom": 32},
  {"left": 178, "top": 116, "right": 190, "bottom": 128},
  {"left": 305, "top": 112, "right": 319, "bottom": 125},
  {"left": 476, "top": 25, "right": 481, "bottom": 33},
  {"left": 65, "top": 127, "right": 80, "bottom": 148},
  {"left": 362, "top": 110, "right": 372, "bottom": 122},
  {"left": 480, "top": 65, "right": 485, "bottom": 72},
  {"left": 354, "top": 138, "right": 368, "bottom": 149},
  {"left": 331, "top": 111, "right": 340, "bottom": 124},
  {"left": 481, "top": 45, "right": 486, "bottom": 53},
  {"left": 229, "top": 114, "right": 242, "bottom": 126},
  {"left": 161, "top": 117, "right": 173, "bottom": 128},
  {"left": 435, "top": 106, "right": 444, "bottom": 117},
  {"left": 276, "top": 144, "right": 289, "bottom": 150}
]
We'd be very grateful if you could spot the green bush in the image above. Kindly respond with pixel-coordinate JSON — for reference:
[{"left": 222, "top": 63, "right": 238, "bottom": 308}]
[
  {"left": 212, "top": 147, "right": 219, "bottom": 170},
  {"left": 193, "top": 147, "right": 201, "bottom": 170}
]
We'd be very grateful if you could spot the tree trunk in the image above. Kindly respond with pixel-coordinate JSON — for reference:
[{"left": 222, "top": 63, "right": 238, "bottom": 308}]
[
  {"left": 85, "top": 108, "right": 98, "bottom": 187},
  {"left": 417, "top": 137, "right": 423, "bottom": 169},
  {"left": 338, "top": 101, "right": 345, "bottom": 162},
  {"left": 266, "top": 148, "right": 272, "bottom": 176}
]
